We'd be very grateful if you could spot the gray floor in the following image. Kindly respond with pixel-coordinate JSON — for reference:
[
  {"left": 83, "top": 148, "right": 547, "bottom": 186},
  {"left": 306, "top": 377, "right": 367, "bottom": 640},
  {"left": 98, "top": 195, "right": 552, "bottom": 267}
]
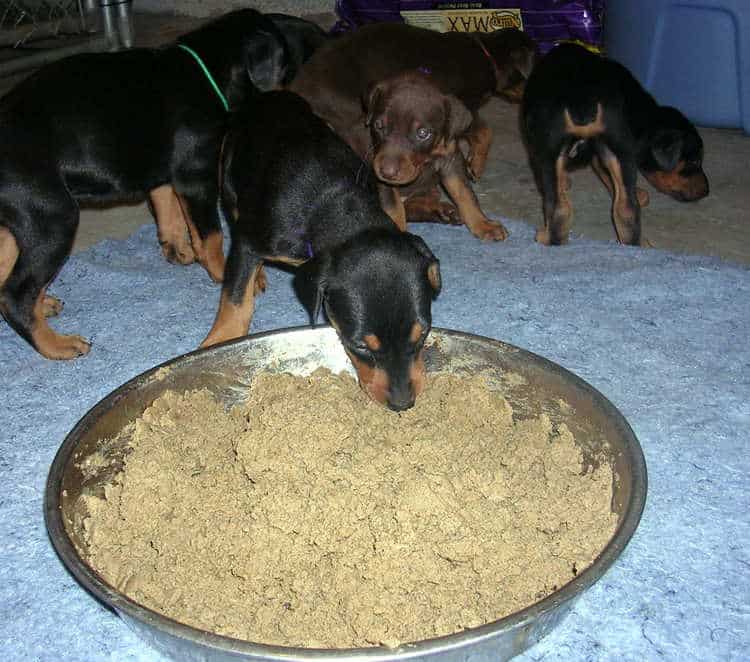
[{"left": 4, "top": 10, "right": 749, "bottom": 266}]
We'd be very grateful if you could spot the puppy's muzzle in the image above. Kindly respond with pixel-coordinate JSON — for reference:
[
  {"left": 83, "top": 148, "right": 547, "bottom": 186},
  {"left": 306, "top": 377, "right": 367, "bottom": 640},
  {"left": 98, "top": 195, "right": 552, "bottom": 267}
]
[{"left": 373, "top": 149, "right": 420, "bottom": 185}]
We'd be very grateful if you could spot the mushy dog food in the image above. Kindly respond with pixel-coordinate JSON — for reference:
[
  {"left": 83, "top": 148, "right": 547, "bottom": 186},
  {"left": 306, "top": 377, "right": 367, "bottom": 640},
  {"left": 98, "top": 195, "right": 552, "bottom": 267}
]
[{"left": 75, "top": 369, "right": 618, "bottom": 649}]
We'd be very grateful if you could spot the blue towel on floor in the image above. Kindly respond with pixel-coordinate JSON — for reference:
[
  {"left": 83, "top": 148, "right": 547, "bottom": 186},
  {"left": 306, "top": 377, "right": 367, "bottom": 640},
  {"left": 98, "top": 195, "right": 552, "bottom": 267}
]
[{"left": 1, "top": 219, "right": 747, "bottom": 661}]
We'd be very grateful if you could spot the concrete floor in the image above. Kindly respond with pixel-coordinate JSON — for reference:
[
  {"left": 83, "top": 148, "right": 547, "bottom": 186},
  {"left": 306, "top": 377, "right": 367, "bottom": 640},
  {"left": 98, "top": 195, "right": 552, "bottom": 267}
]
[{"left": 4, "top": 10, "right": 749, "bottom": 266}]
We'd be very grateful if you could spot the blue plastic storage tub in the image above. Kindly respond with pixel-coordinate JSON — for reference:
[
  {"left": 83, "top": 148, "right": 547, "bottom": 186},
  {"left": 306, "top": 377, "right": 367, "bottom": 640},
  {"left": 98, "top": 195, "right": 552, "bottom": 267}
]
[{"left": 605, "top": 0, "right": 749, "bottom": 133}]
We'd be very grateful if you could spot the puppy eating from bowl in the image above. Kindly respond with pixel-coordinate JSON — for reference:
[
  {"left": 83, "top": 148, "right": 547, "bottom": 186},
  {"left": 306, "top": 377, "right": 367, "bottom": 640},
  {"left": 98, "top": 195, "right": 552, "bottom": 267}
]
[{"left": 201, "top": 90, "right": 441, "bottom": 411}]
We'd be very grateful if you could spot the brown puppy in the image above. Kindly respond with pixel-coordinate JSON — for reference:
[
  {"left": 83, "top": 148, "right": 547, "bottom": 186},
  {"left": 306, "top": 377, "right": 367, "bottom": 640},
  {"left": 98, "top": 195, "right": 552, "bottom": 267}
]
[
  {"left": 290, "top": 22, "right": 536, "bottom": 235},
  {"left": 356, "top": 71, "right": 507, "bottom": 240}
]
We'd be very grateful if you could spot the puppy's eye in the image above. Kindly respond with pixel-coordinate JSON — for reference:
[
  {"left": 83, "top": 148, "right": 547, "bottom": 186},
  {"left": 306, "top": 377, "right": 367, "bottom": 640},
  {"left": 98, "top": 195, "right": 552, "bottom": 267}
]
[
  {"left": 415, "top": 127, "right": 432, "bottom": 141},
  {"left": 350, "top": 344, "right": 376, "bottom": 364}
]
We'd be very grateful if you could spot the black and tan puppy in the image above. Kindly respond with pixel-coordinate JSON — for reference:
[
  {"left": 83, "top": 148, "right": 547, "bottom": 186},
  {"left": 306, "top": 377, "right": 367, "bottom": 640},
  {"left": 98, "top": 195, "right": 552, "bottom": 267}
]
[
  {"left": 521, "top": 43, "right": 709, "bottom": 247},
  {"left": 201, "top": 90, "right": 441, "bottom": 411},
  {"left": 0, "top": 10, "right": 327, "bottom": 360}
]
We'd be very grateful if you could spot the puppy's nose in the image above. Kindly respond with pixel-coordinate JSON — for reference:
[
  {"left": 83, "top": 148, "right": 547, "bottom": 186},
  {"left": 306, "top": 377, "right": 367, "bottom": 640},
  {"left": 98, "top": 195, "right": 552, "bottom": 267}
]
[
  {"left": 387, "top": 387, "right": 415, "bottom": 412},
  {"left": 388, "top": 398, "right": 414, "bottom": 412},
  {"left": 378, "top": 159, "right": 401, "bottom": 181}
]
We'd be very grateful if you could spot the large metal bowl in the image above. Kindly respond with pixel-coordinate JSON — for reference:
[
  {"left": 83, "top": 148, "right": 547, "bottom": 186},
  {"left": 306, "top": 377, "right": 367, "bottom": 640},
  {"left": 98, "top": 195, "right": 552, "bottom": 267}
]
[{"left": 45, "top": 326, "right": 647, "bottom": 661}]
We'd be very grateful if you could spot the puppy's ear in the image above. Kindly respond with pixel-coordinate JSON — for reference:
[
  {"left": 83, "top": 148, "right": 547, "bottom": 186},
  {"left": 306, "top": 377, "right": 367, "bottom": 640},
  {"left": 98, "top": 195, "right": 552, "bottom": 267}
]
[
  {"left": 444, "top": 94, "right": 473, "bottom": 138},
  {"left": 650, "top": 129, "right": 683, "bottom": 172},
  {"left": 363, "top": 81, "right": 386, "bottom": 127},
  {"left": 514, "top": 43, "right": 537, "bottom": 81},
  {"left": 406, "top": 233, "right": 442, "bottom": 298},
  {"left": 293, "top": 254, "right": 331, "bottom": 324},
  {"left": 264, "top": 14, "right": 329, "bottom": 85},
  {"left": 245, "top": 29, "right": 288, "bottom": 92}
]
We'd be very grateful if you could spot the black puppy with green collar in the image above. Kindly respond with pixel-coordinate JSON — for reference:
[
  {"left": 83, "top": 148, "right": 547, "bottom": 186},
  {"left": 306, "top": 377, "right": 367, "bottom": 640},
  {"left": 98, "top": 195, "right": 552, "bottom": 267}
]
[{"left": 0, "top": 9, "right": 327, "bottom": 360}]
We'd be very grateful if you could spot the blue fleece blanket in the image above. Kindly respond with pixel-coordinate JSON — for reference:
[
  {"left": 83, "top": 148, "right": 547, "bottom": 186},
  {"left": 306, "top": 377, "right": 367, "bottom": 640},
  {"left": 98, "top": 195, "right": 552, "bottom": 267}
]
[{"left": 0, "top": 219, "right": 747, "bottom": 661}]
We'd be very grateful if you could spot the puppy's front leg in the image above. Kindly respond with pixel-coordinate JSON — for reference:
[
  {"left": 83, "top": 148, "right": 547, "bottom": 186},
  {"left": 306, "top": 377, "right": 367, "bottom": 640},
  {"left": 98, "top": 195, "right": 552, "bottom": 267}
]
[
  {"left": 201, "top": 239, "right": 264, "bottom": 348},
  {"left": 378, "top": 183, "right": 408, "bottom": 232},
  {"left": 440, "top": 150, "right": 508, "bottom": 241}
]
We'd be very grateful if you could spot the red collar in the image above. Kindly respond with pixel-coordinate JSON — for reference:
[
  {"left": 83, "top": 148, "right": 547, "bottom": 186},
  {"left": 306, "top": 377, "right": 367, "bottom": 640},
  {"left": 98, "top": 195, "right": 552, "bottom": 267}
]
[{"left": 471, "top": 34, "right": 501, "bottom": 88}]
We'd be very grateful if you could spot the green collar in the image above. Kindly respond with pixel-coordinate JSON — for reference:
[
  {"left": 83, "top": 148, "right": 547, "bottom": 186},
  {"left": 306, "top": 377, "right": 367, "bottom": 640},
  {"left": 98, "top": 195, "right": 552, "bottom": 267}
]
[{"left": 177, "top": 43, "right": 229, "bottom": 112}]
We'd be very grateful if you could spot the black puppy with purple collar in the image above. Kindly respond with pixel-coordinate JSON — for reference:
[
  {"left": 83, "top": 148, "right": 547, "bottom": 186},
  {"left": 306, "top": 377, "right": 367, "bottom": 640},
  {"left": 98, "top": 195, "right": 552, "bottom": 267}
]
[{"left": 201, "top": 90, "right": 442, "bottom": 411}]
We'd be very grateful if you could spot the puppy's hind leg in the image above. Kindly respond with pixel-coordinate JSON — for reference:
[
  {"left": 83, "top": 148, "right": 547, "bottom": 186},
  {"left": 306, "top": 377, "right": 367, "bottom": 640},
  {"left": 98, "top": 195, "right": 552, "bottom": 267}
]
[
  {"left": 175, "top": 193, "right": 226, "bottom": 283},
  {"left": 201, "top": 236, "right": 263, "bottom": 349},
  {"left": 592, "top": 155, "right": 650, "bottom": 208},
  {"left": 0, "top": 205, "right": 90, "bottom": 359},
  {"left": 595, "top": 141, "right": 644, "bottom": 246},
  {"left": 148, "top": 184, "right": 196, "bottom": 265},
  {"left": 532, "top": 149, "right": 573, "bottom": 245}
]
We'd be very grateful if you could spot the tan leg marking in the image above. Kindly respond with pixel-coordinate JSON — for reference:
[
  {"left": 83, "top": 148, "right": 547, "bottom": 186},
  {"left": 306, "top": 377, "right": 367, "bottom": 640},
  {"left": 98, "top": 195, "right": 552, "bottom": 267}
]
[
  {"left": 442, "top": 173, "right": 508, "bottom": 241},
  {"left": 149, "top": 185, "right": 195, "bottom": 265},
  {"left": 30, "top": 288, "right": 90, "bottom": 360},
  {"left": 201, "top": 231, "right": 226, "bottom": 283},
  {"left": 0, "top": 226, "right": 19, "bottom": 289},
  {"left": 599, "top": 150, "right": 641, "bottom": 246},
  {"left": 254, "top": 264, "right": 267, "bottom": 295},
  {"left": 175, "top": 194, "right": 226, "bottom": 283},
  {"left": 200, "top": 263, "right": 263, "bottom": 348},
  {"left": 536, "top": 153, "right": 573, "bottom": 246},
  {"left": 465, "top": 119, "right": 492, "bottom": 181},
  {"left": 592, "top": 156, "right": 650, "bottom": 207},
  {"left": 378, "top": 184, "right": 408, "bottom": 232}
]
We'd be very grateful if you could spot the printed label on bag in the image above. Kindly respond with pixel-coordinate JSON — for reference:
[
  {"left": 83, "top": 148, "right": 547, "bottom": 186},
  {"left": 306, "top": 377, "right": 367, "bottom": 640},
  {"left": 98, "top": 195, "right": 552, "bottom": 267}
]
[{"left": 401, "top": 8, "right": 523, "bottom": 33}]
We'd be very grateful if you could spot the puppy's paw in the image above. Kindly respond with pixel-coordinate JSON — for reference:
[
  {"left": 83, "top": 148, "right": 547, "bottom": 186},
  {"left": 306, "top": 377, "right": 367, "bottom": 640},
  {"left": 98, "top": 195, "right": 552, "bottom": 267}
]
[
  {"left": 535, "top": 228, "right": 552, "bottom": 245},
  {"left": 435, "top": 202, "right": 461, "bottom": 225},
  {"left": 470, "top": 219, "right": 509, "bottom": 241},
  {"left": 254, "top": 265, "right": 268, "bottom": 294},
  {"left": 535, "top": 228, "right": 569, "bottom": 245},
  {"left": 39, "top": 334, "right": 91, "bottom": 360},
  {"left": 160, "top": 241, "right": 196, "bottom": 265}
]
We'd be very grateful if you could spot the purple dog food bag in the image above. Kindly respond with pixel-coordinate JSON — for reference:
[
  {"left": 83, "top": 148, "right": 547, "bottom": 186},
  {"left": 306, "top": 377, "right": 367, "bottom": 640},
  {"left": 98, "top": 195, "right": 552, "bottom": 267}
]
[{"left": 333, "top": 1, "right": 605, "bottom": 53}]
